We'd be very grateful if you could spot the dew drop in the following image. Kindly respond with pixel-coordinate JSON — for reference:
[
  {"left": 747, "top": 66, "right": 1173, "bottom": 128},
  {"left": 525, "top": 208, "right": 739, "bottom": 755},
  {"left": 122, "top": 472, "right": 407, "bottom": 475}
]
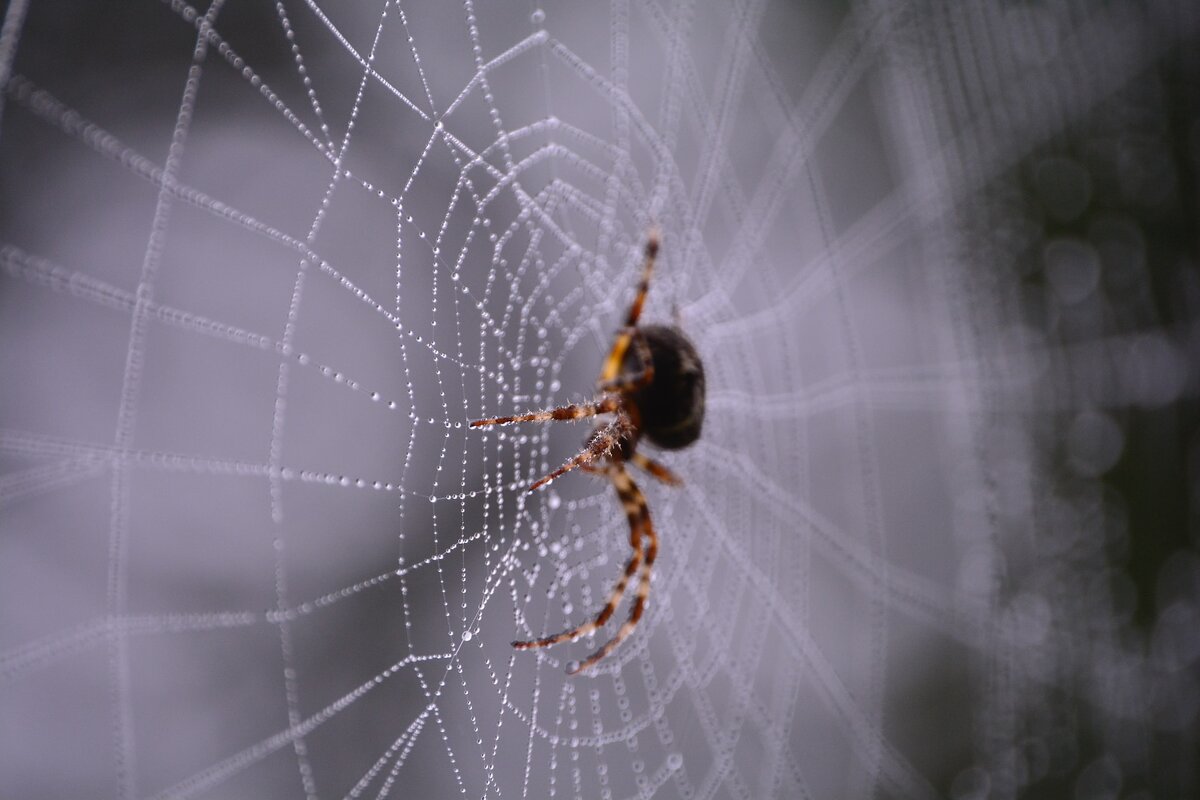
[
  {"left": 1034, "top": 156, "right": 1092, "bottom": 222},
  {"left": 1043, "top": 238, "right": 1100, "bottom": 305},
  {"left": 1066, "top": 409, "right": 1124, "bottom": 477}
]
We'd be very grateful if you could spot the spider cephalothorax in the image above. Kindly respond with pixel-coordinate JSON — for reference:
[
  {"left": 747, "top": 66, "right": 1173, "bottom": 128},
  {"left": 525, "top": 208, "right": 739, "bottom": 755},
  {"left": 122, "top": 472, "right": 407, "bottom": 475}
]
[{"left": 470, "top": 230, "right": 705, "bottom": 674}]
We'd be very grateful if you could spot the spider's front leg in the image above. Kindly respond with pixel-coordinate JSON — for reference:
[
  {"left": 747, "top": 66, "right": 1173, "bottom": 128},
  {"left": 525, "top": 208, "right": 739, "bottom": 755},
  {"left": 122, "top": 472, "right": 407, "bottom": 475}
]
[
  {"left": 600, "top": 229, "right": 659, "bottom": 384},
  {"left": 625, "top": 228, "right": 659, "bottom": 328},
  {"left": 470, "top": 395, "right": 619, "bottom": 428}
]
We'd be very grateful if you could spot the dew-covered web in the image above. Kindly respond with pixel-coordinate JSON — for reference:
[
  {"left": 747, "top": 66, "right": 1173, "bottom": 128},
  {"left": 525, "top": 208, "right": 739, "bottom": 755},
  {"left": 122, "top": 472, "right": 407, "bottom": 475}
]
[{"left": 2, "top": 1, "right": 1199, "bottom": 798}]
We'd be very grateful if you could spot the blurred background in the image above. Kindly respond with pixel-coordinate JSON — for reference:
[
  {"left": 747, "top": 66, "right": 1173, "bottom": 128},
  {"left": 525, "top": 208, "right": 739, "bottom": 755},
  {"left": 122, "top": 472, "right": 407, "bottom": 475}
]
[{"left": 1, "top": 1, "right": 1198, "bottom": 798}]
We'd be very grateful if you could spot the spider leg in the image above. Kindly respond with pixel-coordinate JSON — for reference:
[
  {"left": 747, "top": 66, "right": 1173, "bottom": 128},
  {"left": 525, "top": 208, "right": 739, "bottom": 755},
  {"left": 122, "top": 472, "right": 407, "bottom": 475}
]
[
  {"left": 597, "top": 329, "right": 654, "bottom": 394},
  {"left": 527, "top": 415, "right": 633, "bottom": 492},
  {"left": 625, "top": 228, "right": 659, "bottom": 328},
  {"left": 599, "top": 229, "right": 659, "bottom": 384},
  {"left": 513, "top": 466, "right": 644, "bottom": 651},
  {"left": 470, "top": 395, "right": 619, "bottom": 428},
  {"left": 568, "top": 468, "right": 658, "bottom": 675},
  {"left": 631, "top": 452, "right": 682, "bottom": 486}
]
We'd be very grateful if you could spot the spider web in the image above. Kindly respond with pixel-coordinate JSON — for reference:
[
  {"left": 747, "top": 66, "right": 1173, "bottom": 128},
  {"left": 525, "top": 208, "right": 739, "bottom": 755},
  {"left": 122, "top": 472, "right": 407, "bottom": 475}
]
[{"left": 2, "top": 1, "right": 1198, "bottom": 798}]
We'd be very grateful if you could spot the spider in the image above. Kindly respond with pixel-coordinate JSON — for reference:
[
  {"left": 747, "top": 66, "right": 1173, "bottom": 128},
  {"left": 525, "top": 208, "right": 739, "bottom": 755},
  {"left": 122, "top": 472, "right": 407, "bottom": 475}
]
[{"left": 470, "top": 229, "right": 705, "bottom": 674}]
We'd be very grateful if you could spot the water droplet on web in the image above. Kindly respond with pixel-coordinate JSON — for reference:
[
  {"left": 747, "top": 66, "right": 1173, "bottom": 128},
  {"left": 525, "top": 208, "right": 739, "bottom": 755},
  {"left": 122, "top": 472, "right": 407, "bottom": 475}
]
[
  {"left": 531, "top": 8, "right": 545, "bottom": 24},
  {"left": 667, "top": 753, "right": 683, "bottom": 771},
  {"left": 461, "top": 630, "right": 473, "bottom": 642},
  {"left": 547, "top": 492, "right": 561, "bottom": 510},
  {"left": 1073, "top": 755, "right": 1122, "bottom": 800},
  {"left": 1034, "top": 156, "right": 1091, "bottom": 222},
  {"left": 1066, "top": 410, "right": 1124, "bottom": 477},
  {"left": 950, "top": 765, "right": 990, "bottom": 800},
  {"left": 1090, "top": 215, "right": 1146, "bottom": 292},
  {"left": 1043, "top": 238, "right": 1100, "bottom": 304}
]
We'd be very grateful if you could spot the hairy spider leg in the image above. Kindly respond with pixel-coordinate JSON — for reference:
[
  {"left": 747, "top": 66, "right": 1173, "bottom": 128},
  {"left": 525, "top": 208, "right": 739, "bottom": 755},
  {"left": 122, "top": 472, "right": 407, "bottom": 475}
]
[
  {"left": 600, "top": 229, "right": 659, "bottom": 385},
  {"left": 569, "top": 467, "right": 658, "bottom": 675},
  {"left": 469, "top": 395, "right": 620, "bottom": 428},
  {"left": 527, "top": 414, "right": 634, "bottom": 492},
  {"left": 512, "top": 468, "right": 645, "bottom": 654},
  {"left": 626, "top": 228, "right": 659, "bottom": 328},
  {"left": 597, "top": 328, "right": 654, "bottom": 394},
  {"left": 631, "top": 452, "right": 682, "bottom": 486}
]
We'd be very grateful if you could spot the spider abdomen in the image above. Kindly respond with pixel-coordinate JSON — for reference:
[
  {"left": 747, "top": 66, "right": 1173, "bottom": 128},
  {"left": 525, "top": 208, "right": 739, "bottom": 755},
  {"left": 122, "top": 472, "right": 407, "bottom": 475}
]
[{"left": 627, "top": 324, "right": 706, "bottom": 450}]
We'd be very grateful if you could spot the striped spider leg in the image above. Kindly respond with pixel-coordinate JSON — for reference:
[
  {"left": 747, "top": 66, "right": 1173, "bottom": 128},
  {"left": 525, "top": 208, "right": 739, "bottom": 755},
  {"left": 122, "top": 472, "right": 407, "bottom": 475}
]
[
  {"left": 511, "top": 453, "right": 678, "bottom": 674},
  {"left": 469, "top": 395, "right": 633, "bottom": 492},
  {"left": 559, "top": 464, "right": 664, "bottom": 674},
  {"left": 598, "top": 228, "right": 658, "bottom": 386},
  {"left": 468, "top": 394, "right": 620, "bottom": 429},
  {"left": 511, "top": 464, "right": 646, "bottom": 667}
]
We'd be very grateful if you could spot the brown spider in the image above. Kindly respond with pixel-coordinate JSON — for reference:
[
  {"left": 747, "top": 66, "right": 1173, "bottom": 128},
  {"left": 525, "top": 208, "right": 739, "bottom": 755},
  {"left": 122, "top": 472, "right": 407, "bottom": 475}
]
[{"left": 470, "top": 229, "right": 706, "bottom": 674}]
